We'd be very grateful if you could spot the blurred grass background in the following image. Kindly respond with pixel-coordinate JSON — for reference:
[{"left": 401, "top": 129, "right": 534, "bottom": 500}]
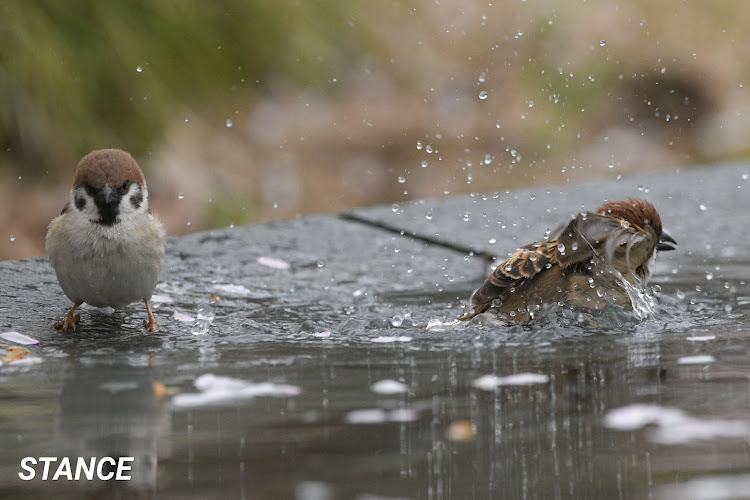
[{"left": 2, "top": 0, "right": 749, "bottom": 259}]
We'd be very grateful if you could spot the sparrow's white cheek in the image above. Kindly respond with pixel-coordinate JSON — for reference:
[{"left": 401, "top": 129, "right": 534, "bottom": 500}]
[
  {"left": 72, "top": 188, "right": 99, "bottom": 219},
  {"left": 120, "top": 183, "right": 147, "bottom": 216}
]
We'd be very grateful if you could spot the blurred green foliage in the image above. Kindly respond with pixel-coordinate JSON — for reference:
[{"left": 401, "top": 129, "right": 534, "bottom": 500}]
[
  {"left": 203, "top": 192, "right": 258, "bottom": 229},
  {"left": 3, "top": 0, "right": 750, "bottom": 260},
  {"left": 0, "top": 0, "right": 358, "bottom": 180}
]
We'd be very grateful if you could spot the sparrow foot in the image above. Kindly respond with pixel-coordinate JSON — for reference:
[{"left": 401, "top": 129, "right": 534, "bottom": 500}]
[
  {"left": 144, "top": 318, "right": 158, "bottom": 333},
  {"left": 144, "top": 300, "right": 157, "bottom": 333},
  {"left": 53, "top": 301, "right": 83, "bottom": 332}
]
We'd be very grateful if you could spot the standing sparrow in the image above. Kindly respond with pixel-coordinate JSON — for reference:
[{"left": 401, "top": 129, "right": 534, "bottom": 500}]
[
  {"left": 461, "top": 198, "right": 676, "bottom": 322},
  {"left": 46, "top": 149, "right": 166, "bottom": 332}
]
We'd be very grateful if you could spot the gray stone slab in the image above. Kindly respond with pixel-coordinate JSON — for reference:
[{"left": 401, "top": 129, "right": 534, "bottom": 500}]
[
  {"left": 0, "top": 214, "right": 471, "bottom": 342},
  {"left": 347, "top": 160, "right": 750, "bottom": 258}
]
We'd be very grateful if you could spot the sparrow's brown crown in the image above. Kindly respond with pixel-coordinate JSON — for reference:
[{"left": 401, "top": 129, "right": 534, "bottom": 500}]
[
  {"left": 596, "top": 198, "right": 663, "bottom": 237},
  {"left": 72, "top": 149, "right": 145, "bottom": 189}
]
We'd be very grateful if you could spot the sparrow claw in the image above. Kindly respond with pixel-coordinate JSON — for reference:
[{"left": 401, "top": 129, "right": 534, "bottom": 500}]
[
  {"left": 143, "top": 318, "right": 158, "bottom": 333},
  {"left": 53, "top": 302, "right": 82, "bottom": 332},
  {"left": 53, "top": 313, "right": 80, "bottom": 332}
]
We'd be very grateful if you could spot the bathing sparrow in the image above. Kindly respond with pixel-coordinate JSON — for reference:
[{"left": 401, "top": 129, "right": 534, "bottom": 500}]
[
  {"left": 461, "top": 198, "right": 676, "bottom": 321},
  {"left": 46, "top": 149, "right": 166, "bottom": 332}
]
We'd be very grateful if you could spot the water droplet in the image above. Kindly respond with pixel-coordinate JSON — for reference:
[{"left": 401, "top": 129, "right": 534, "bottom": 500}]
[
  {"left": 466, "top": 173, "right": 473, "bottom": 184},
  {"left": 478, "top": 72, "right": 487, "bottom": 83},
  {"left": 557, "top": 243, "right": 566, "bottom": 254},
  {"left": 136, "top": 65, "right": 143, "bottom": 73},
  {"left": 425, "top": 210, "right": 433, "bottom": 220},
  {"left": 599, "top": 40, "right": 606, "bottom": 47},
  {"left": 391, "top": 314, "right": 404, "bottom": 327},
  {"left": 177, "top": 192, "right": 185, "bottom": 200},
  {"left": 571, "top": 242, "right": 578, "bottom": 251},
  {"left": 391, "top": 203, "right": 400, "bottom": 213},
  {"left": 416, "top": 140, "right": 423, "bottom": 150},
  {"left": 706, "top": 272, "right": 714, "bottom": 281},
  {"left": 226, "top": 119, "right": 233, "bottom": 128},
  {"left": 398, "top": 176, "right": 406, "bottom": 184},
  {"left": 425, "top": 145, "right": 433, "bottom": 153},
  {"left": 484, "top": 153, "right": 492, "bottom": 164},
  {"left": 505, "top": 263, "right": 513, "bottom": 272},
  {"left": 742, "top": 173, "right": 749, "bottom": 180},
  {"left": 699, "top": 204, "right": 707, "bottom": 211},
  {"left": 529, "top": 253, "right": 537, "bottom": 261},
  {"left": 421, "top": 160, "right": 428, "bottom": 168},
  {"left": 530, "top": 193, "right": 536, "bottom": 200},
  {"left": 478, "top": 90, "right": 488, "bottom": 100},
  {"left": 317, "top": 260, "right": 325, "bottom": 268},
  {"left": 488, "top": 237, "right": 497, "bottom": 244},
  {"left": 608, "top": 162, "right": 614, "bottom": 169},
  {"left": 9, "top": 234, "right": 16, "bottom": 242},
  {"left": 462, "top": 212, "right": 471, "bottom": 222}
]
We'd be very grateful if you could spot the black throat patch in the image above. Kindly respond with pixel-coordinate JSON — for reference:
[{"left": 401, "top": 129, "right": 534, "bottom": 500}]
[{"left": 84, "top": 184, "right": 120, "bottom": 226}]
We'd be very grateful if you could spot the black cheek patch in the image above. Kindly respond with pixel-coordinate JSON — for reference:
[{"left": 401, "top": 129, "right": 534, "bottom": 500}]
[
  {"left": 74, "top": 196, "right": 86, "bottom": 210},
  {"left": 130, "top": 189, "right": 143, "bottom": 209}
]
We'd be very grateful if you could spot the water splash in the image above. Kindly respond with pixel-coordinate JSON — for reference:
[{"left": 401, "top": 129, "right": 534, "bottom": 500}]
[
  {"left": 614, "top": 271, "right": 659, "bottom": 320},
  {"left": 191, "top": 307, "right": 216, "bottom": 335}
]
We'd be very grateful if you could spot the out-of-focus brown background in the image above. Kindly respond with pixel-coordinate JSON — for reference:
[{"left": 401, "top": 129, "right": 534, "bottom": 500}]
[{"left": 1, "top": 1, "right": 748, "bottom": 260}]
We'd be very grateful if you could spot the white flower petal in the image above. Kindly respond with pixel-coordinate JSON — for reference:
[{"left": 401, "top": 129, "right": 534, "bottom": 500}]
[{"left": 0, "top": 331, "right": 39, "bottom": 345}]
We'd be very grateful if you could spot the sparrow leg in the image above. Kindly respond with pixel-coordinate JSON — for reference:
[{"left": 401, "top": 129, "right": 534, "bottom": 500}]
[
  {"left": 54, "top": 301, "right": 83, "bottom": 331},
  {"left": 143, "top": 300, "right": 157, "bottom": 333}
]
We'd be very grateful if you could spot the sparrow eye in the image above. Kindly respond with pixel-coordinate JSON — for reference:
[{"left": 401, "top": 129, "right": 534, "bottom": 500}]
[{"left": 118, "top": 181, "right": 130, "bottom": 195}]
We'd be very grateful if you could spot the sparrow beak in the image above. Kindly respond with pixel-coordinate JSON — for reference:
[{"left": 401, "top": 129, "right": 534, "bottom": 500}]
[
  {"left": 657, "top": 231, "right": 677, "bottom": 252},
  {"left": 98, "top": 184, "right": 119, "bottom": 205}
]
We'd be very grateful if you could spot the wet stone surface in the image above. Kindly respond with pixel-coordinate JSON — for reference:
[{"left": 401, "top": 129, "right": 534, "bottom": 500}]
[{"left": 1, "top": 162, "right": 750, "bottom": 499}]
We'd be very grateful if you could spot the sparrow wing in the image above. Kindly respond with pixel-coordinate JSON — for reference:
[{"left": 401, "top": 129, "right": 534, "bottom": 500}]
[
  {"left": 60, "top": 202, "right": 70, "bottom": 216},
  {"left": 603, "top": 223, "right": 657, "bottom": 278},
  {"left": 555, "top": 212, "right": 628, "bottom": 266},
  {"left": 468, "top": 212, "right": 650, "bottom": 314},
  {"left": 470, "top": 238, "right": 558, "bottom": 311}
]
